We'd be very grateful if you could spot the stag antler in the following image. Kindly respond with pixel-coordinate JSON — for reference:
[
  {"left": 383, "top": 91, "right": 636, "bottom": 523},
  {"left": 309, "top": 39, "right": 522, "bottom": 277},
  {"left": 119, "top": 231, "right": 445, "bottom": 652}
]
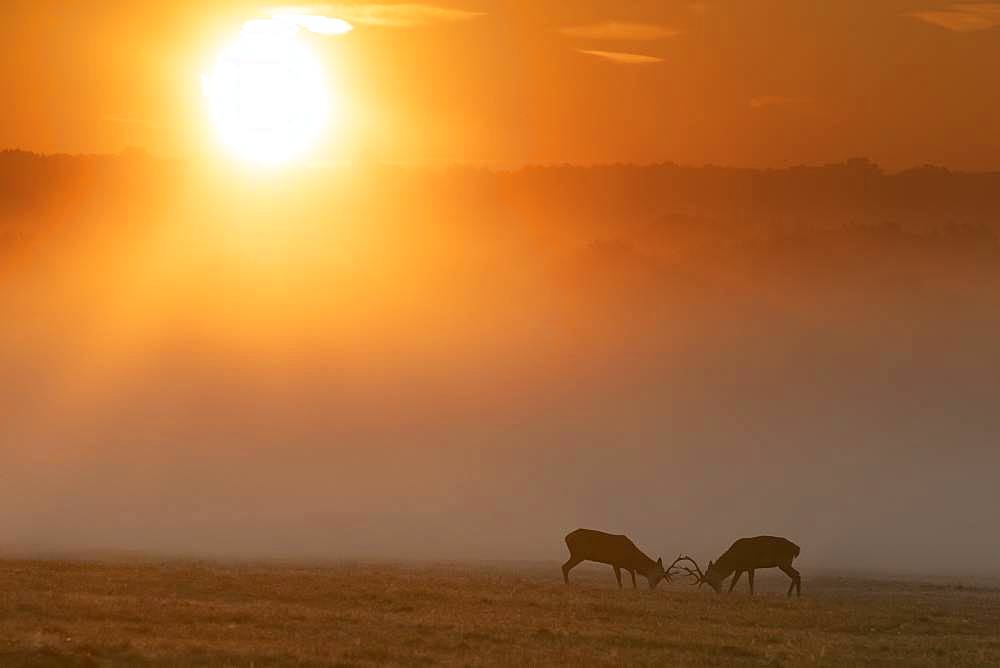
[{"left": 666, "top": 554, "right": 704, "bottom": 585}]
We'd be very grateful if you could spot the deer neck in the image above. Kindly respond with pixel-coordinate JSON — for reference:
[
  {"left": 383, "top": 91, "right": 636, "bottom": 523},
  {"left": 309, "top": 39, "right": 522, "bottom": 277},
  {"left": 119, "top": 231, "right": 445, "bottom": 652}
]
[
  {"left": 713, "top": 554, "right": 739, "bottom": 579},
  {"left": 634, "top": 551, "right": 656, "bottom": 576}
]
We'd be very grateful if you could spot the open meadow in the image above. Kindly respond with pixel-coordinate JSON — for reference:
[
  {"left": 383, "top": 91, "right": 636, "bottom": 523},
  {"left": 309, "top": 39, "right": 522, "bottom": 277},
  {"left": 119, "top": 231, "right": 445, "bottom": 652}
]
[{"left": 1, "top": 558, "right": 999, "bottom": 666}]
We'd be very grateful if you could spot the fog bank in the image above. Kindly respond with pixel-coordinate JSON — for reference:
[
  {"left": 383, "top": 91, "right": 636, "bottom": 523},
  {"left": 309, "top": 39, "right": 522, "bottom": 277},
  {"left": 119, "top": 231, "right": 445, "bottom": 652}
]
[{"left": 2, "top": 156, "right": 999, "bottom": 574}]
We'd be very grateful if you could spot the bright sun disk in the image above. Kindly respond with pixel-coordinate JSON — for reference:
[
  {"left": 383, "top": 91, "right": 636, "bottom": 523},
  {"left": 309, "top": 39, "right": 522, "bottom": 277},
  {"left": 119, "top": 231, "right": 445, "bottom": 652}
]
[{"left": 202, "top": 17, "right": 338, "bottom": 165}]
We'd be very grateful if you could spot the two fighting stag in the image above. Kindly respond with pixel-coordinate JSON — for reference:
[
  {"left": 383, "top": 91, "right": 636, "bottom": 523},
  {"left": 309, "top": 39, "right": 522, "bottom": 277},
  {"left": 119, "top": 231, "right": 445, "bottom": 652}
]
[{"left": 562, "top": 529, "right": 802, "bottom": 597}]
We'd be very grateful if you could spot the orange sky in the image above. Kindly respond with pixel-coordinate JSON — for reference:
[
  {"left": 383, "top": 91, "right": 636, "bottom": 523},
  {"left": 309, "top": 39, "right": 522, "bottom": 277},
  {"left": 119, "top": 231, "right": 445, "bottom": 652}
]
[{"left": 4, "top": 0, "right": 1000, "bottom": 169}]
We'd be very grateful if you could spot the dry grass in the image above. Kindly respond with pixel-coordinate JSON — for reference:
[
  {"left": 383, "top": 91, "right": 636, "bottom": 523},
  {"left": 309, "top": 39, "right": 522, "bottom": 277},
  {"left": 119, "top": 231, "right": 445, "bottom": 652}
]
[{"left": 1, "top": 558, "right": 999, "bottom": 666}]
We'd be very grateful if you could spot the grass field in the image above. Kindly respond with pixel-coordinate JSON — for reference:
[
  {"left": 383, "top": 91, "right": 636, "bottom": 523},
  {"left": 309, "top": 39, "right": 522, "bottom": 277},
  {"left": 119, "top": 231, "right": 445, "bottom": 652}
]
[{"left": 1, "top": 558, "right": 999, "bottom": 666}]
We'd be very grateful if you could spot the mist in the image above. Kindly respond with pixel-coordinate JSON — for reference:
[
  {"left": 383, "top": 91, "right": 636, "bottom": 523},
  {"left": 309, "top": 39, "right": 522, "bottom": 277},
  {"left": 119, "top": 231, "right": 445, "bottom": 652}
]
[{"left": 2, "top": 153, "right": 999, "bottom": 574}]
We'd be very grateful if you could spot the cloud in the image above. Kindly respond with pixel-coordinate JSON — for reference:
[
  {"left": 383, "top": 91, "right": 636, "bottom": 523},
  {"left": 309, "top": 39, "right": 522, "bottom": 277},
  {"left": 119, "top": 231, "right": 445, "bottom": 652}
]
[
  {"left": 578, "top": 49, "right": 664, "bottom": 64},
  {"left": 270, "top": 12, "right": 354, "bottom": 34},
  {"left": 271, "top": 4, "right": 484, "bottom": 28},
  {"left": 559, "top": 21, "right": 679, "bottom": 40},
  {"left": 748, "top": 95, "right": 808, "bottom": 109},
  {"left": 907, "top": 3, "right": 1000, "bottom": 31}
]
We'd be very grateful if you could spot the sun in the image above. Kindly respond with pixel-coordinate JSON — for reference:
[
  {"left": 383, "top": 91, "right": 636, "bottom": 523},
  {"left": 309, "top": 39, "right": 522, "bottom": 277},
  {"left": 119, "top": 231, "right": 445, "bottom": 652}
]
[{"left": 202, "top": 18, "right": 334, "bottom": 165}]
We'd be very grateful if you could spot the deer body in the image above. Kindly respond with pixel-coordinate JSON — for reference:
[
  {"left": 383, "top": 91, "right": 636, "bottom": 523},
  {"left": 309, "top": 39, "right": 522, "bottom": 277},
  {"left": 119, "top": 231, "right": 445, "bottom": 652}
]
[
  {"left": 562, "top": 528, "right": 667, "bottom": 589},
  {"left": 704, "top": 536, "right": 801, "bottom": 597}
]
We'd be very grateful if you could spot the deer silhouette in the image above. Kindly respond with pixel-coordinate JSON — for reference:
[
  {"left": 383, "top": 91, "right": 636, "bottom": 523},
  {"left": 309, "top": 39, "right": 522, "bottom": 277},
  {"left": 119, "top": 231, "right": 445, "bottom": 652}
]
[
  {"left": 562, "top": 528, "right": 669, "bottom": 589},
  {"left": 669, "top": 536, "right": 802, "bottom": 597}
]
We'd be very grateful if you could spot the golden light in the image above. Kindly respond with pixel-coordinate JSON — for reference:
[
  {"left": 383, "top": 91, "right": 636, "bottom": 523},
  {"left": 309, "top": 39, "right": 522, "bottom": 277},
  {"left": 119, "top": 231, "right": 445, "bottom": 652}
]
[{"left": 202, "top": 15, "right": 351, "bottom": 165}]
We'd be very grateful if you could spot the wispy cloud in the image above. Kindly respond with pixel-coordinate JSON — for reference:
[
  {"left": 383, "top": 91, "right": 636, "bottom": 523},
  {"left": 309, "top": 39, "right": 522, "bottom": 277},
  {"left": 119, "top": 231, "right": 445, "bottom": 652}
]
[
  {"left": 578, "top": 49, "right": 663, "bottom": 65},
  {"left": 748, "top": 95, "right": 808, "bottom": 110},
  {"left": 268, "top": 11, "right": 354, "bottom": 34},
  {"left": 907, "top": 3, "right": 1000, "bottom": 31},
  {"left": 560, "top": 21, "right": 679, "bottom": 40},
  {"left": 270, "top": 4, "right": 484, "bottom": 28}
]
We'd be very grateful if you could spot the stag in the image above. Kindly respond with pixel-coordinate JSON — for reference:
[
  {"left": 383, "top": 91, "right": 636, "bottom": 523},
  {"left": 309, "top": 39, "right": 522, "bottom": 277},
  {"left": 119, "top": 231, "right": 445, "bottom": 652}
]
[
  {"left": 562, "top": 528, "right": 669, "bottom": 589},
  {"left": 668, "top": 536, "right": 802, "bottom": 597}
]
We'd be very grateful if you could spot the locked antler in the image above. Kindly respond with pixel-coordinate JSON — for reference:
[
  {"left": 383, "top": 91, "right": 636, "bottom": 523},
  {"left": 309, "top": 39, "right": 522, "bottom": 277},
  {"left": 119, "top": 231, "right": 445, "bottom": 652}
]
[{"left": 666, "top": 554, "right": 704, "bottom": 585}]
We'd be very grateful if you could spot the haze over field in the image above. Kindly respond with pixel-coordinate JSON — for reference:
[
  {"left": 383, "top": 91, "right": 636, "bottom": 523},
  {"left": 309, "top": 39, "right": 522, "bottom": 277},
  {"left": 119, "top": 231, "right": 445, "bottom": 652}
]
[{"left": 3, "top": 153, "right": 998, "bottom": 573}]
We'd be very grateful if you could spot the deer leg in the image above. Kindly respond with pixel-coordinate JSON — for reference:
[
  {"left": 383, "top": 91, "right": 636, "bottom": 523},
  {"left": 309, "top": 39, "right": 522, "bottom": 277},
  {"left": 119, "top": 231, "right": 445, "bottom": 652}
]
[
  {"left": 748, "top": 569, "right": 755, "bottom": 596},
  {"left": 614, "top": 566, "right": 623, "bottom": 589},
  {"left": 630, "top": 570, "right": 637, "bottom": 589},
  {"left": 779, "top": 564, "right": 801, "bottom": 597},
  {"left": 729, "top": 570, "right": 742, "bottom": 593},
  {"left": 561, "top": 556, "right": 582, "bottom": 585}
]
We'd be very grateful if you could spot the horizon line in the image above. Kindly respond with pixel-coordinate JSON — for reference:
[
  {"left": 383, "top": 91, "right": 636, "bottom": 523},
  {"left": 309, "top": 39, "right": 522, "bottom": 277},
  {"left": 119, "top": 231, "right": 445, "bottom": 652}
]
[{"left": 2, "top": 149, "right": 999, "bottom": 176}]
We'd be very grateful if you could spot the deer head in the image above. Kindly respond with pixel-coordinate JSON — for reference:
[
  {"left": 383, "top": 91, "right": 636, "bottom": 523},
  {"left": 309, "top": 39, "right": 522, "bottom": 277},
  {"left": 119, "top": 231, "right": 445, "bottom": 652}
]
[
  {"left": 701, "top": 560, "right": 724, "bottom": 593},
  {"left": 646, "top": 557, "right": 670, "bottom": 589}
]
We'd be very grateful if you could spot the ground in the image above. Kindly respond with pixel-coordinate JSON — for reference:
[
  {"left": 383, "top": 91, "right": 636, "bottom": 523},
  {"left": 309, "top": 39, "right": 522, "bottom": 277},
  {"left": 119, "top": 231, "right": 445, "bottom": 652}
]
[{"left": 1, "top": 558, "right": 999, "bottom": 666}]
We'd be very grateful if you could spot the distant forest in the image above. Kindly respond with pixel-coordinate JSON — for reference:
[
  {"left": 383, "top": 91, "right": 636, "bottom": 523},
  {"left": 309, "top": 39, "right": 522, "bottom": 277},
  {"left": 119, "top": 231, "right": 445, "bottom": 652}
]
[
  {"left": 2, "top": 151, "right": 998, "bottom": 279},
  {"left": 3, "top": 151, "right": 1000, "bottom": 225}
]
